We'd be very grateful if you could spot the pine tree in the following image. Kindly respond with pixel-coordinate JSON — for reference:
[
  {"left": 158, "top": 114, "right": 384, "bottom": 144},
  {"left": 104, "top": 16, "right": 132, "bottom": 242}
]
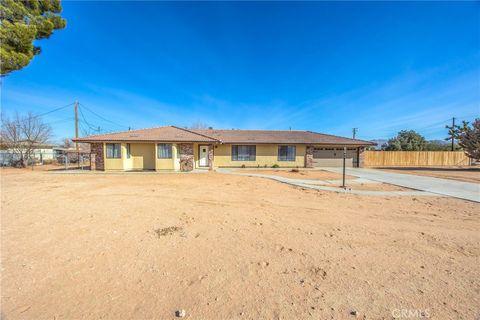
[
  {"left": 0, "top": 0, "right": 66, "bottom": 76},
  {"left": 458, "top": 119, "right": 480, "bottom": 161},
  {"left": 384, "top": 130, "right": 427, "bottom": 151},
  {"left": 445, "top": 120, "right": 469, "bottom": 151}
]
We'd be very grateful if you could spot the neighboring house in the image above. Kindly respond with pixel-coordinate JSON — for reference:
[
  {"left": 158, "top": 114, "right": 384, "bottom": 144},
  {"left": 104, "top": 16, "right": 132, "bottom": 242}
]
[
  {"left": 53, "top": 144, "right": 91, "bottom": 160},
  {"left": 0, "top": 144, "right": 55, "bottom": 166},
  {"left": 73, "top": 125, "right": 375, "bottom": 171}
]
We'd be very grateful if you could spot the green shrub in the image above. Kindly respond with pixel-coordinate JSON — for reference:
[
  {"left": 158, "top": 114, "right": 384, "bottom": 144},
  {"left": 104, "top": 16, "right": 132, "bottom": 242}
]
[{"left": 272, "top": 164, "right": 279, "bottom": 168}]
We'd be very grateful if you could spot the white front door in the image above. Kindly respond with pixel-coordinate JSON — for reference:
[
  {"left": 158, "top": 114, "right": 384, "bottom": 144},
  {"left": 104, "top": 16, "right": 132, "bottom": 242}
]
[{"left": 199, "top": 145, "right": 209, "bottom": 167}]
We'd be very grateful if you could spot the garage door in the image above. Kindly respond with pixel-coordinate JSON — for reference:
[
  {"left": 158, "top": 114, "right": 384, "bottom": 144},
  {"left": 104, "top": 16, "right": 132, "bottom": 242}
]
[{"left": 312, "top": 148, "right": 356, "bottom": 167}]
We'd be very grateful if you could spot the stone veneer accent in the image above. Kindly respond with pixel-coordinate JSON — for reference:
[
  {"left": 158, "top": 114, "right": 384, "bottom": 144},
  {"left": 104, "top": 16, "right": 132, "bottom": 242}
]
[
  {"left": 90, "top": 142, "right": 104, "bottom": 171},
  {"left": 305, "top": 145, "right": 314, "bottom": 168},
  {"left": 180, "top": 143, "right": 194, "bottom": 171},
  {"left": 208, "top": 144, "right": 214, "bottom": 170}
]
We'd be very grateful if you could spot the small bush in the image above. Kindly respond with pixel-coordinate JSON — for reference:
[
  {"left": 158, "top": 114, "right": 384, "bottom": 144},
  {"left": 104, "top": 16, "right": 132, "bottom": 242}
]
[
  {"left": 264, "top": 164, "right": 267, "bottom": 168},
  {"left": 241, "top": 164, "right": 246, "bottom": 168},
  {"left": 272, "top": 164, "right": 279, "bottom": 168},
  {"left": 290, "top": 168, "right": 299, "bottom": 173}
]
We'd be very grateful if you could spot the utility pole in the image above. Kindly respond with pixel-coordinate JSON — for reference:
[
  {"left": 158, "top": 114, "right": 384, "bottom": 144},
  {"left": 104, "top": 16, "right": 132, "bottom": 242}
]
[
  {"left": 451, "top": 117, "right": 455, "bottom": 151},
  {"left": 74, "top": 101, "right": 79, "bottom": 167},
  {"left": 352, "top": 128, "right": 358, "bottom": 139}
]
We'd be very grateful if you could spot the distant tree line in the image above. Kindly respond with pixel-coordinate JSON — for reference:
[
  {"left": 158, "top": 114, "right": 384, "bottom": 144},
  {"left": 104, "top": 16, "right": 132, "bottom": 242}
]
[
  {"left": 381, "top": 130, "right": 453, "bottom": 151},
  {"left": 380, "top": 119, "right": 480, "bottom": 161}
]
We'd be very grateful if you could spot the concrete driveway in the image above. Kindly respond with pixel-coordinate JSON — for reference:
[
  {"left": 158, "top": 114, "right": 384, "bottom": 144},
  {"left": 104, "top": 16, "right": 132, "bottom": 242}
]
[{"left": 320, "top": 167, "right": 480, "bottom": 202}]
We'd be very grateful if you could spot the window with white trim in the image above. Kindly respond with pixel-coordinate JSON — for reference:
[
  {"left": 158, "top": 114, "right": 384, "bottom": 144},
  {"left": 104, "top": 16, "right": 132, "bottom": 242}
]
[
  {"left": 232, "top": 145, "right": 256, "bottom": 161},
  {"left": 157, "top": 143, "right": 172, "bottom": 159},
  {"left": 106, "top": 143, "right": 121, "bottom": 159},
  {"left": 278, "top": 145, "right": 296, "bottom": 161}
]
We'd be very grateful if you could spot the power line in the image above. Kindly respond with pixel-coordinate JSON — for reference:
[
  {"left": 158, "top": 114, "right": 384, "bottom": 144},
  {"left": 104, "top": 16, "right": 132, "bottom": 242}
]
[
  {"left": 35, "top": 102, "right": 75, "bottom": 118},
  {"left": 79, "top": 103, "right": 130, "bottom": 129},
  {"left": 79, "top": 119, "right": 100, "bottom": 132},
  {"left": 78, "top": 105, "right": 99, "bottom": 131},
  {"left": 78, "top": 120, "right": 92, "bottom": 137},
  {"left": 44, "top": 117, "right": 75, "bottom": 125}
]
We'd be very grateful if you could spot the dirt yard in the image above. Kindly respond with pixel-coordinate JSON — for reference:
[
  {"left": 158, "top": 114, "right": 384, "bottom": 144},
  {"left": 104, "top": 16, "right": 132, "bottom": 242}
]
[
  {"left": 331, "top": 183, "right": 413, "bottom": 192},
  {"left": 236, "top": 169, "right": 355, "bottom": 180},
  {"left": 1, "top": 168, "right": 479, "bottom": 319},
  {"left": 378, "top": 166, "right": 480, "bottom": 183}
]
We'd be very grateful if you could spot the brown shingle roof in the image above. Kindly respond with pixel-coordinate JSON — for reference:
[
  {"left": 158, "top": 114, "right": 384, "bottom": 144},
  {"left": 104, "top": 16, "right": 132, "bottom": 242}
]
[
  {"left": 73, "top": 126, "right": 218, "bottom": 143},
  {"left": 192, "top": 129, "right": 375, "bottom": 145},
  {"left": 74, "top": 126, "right": 375, "bottom": 146}
]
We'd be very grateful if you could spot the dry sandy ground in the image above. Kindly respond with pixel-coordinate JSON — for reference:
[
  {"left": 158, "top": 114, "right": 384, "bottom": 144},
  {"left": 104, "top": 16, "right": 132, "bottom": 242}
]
[
  {"left": 1, "top": 168, "right": 479, "bottom": 320},
  {"left": 235, "top": 169, "right": 411, "bottom": 191},
  {"left": 330, "top": 183, "right": 413, "bottom": 192},
  {"left": 378, "top": 167, "right": 480, "bottom": 184},
  {"left": 237, "top": 169, "right": 355, "bottom": 180}
]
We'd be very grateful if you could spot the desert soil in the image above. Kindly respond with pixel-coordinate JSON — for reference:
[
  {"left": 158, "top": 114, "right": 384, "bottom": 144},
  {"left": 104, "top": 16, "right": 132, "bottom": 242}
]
[
  {"left": 330, "top": 183, "right": 413, "bottom": 192},
  {"left": 1, "top": 168, "right": 479, "bottom": 319},
  {"left": 378, "top": 167, "right": 480, "bottom": 184},
  {"left": 236, "top": 169, "right": 355, "bottom": 180}
]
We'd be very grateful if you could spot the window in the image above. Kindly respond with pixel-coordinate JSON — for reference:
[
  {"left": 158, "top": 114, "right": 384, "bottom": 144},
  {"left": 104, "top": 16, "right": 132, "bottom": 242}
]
[
  {"left": 278, "top": 145, "right": 296, "bottom": 161},
  {"left": 157, "top": 143, "right": 172, "bottom": 159},
  {"left": 106, "top": 143, "right": 121, "bottom": 159},
  {"left": 126, "top": 143, "right": 131, "bottom": 159},
  {"left": 232, "top": 145, "right": 256, "bottom": 161}
]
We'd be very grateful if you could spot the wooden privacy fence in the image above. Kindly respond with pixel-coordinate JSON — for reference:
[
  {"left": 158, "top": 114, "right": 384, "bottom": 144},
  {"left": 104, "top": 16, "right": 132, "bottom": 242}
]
[{"left": 364, "top": 151, "right": 471, "bottom": 167}]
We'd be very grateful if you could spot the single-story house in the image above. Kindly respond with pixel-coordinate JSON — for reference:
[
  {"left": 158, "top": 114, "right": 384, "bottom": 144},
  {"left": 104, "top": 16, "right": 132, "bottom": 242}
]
[
  {"left": 0, "top": 144, "right": 55, "bottom": 166},
  {"left": 73, "top": 125, "right": 375, "bottom": 171}
]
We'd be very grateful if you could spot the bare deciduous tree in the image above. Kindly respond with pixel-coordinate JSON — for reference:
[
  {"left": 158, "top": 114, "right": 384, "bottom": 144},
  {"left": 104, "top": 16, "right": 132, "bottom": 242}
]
[
  {"left": 62, "top": 138, "right": 73, "bottom": 149},
  {"left": 1, "top": 112, "right": 52, "bottom": 167}
]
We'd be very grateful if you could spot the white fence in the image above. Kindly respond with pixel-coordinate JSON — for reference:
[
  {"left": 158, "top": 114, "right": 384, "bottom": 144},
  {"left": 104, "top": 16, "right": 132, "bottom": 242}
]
[{"left": 0, "top": 150, "right": 90, "bottom": 168}]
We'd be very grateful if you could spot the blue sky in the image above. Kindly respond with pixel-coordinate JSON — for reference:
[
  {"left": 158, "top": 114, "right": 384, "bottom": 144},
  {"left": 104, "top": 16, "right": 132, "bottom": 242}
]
[{"left": 1, "top": 1, "right": 479, "bottom": 142}]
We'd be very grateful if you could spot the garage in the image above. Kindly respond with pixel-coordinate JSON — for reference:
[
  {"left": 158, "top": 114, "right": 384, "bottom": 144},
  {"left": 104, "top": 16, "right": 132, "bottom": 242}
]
[{"left": 312, "top": 147, "right": 358, "bottom": 167}]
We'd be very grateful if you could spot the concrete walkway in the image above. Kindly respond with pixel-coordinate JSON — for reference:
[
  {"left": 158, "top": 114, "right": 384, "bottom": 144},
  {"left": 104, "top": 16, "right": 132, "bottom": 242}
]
[
  {"left": 217, "top": 169, "right": 437, "bottom": 197},
  {"left": 320, "top": 167, "right": 480, "bottom": 203}
]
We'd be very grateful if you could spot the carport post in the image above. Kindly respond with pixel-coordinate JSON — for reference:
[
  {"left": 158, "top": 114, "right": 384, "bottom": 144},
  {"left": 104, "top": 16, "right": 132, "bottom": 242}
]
[{"left": 342, "top": 147, "right": 346, "bottom": 188}]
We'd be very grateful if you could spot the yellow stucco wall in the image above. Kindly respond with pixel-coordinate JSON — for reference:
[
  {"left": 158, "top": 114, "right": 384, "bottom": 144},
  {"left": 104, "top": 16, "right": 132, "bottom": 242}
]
[
  {"left": 123, "top": 144, "right": 132, "bottom": 170},
  {"left": 213, "top": 144, "right": 306, "bottom": 168},
  {"left": 155, "top": 143, "right": 181, "bottom": 171},
  {"left": 104, "top": 143, "right": 124, "bottom": 170},
  {"left": 103, "top": 142, "right": 311, "bottom": 170},
  {"left": 173, "top": 144, "right": 180, "bottom": 171},
  {"left": 129, "top": 143, "right": 156, "bottom": 170},
  {"left": 104, "top": 142, "right": 156, "bottom": 170},
  {"left": 193, "top": 143, "right": 199, "bottom": 168}
]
